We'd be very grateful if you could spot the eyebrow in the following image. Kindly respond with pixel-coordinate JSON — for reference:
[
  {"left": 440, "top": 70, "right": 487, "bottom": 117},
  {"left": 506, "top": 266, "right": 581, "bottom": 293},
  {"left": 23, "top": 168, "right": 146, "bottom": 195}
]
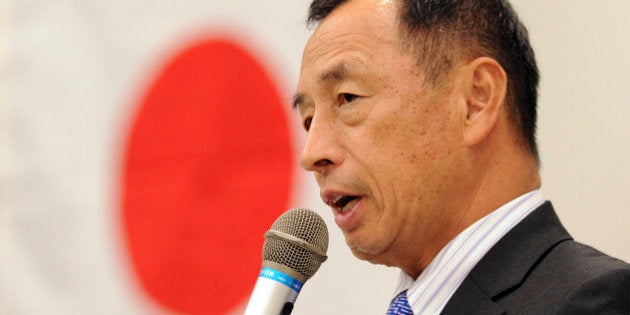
[
  {"left": 320, "top": 62, "right": 348, "bottom": 82},
  {"left": 292, "top": 62, "right": 349, "bottom": 110},
  {"left": 291, "top": 94, "right": 304, "bottom": 110}
]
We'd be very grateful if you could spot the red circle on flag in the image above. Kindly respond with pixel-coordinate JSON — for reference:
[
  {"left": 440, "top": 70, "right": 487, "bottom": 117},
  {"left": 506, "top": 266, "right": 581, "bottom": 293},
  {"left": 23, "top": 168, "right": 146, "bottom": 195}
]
[{"left": 121, "top": 37, "right": 294, "bottom": 314}]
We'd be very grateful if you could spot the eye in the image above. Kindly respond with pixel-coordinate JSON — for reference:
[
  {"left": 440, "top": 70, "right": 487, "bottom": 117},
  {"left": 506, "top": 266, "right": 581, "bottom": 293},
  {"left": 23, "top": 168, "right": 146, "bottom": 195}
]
[
  {"left": 303, "top": 117, "right": 312, "bottom": 131},
  {"left": 338, "top": 93, "right": 358, "bottom": 105}
]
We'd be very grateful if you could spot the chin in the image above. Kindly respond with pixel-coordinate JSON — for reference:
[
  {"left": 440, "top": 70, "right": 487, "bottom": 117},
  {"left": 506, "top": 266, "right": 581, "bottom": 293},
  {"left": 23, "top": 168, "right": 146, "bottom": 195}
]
[
  {"left": 351, "top": 249, "right": 398, "bottom": 268},
  {"left": 347, "top": 240, "right": 390, "bottom": 264},
  {"left": 350, "top": 247, "right": 374, "bottom": 261}
]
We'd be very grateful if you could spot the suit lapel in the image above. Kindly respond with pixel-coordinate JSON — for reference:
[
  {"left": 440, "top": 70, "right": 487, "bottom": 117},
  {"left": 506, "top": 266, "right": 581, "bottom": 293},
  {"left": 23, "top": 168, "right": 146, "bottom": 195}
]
[
  {"left": 442, "top": 202, "right": 572, "bottom": 314},
  {"left": 441, "top": 276, "right": 505, "bottom": 315}
]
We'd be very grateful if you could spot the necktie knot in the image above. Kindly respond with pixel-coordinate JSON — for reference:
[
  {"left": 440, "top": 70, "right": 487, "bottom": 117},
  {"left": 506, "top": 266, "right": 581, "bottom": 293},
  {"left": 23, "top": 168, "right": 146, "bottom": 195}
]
[{"left": 386, "top": 289, "right": 414, "bottom": 315}]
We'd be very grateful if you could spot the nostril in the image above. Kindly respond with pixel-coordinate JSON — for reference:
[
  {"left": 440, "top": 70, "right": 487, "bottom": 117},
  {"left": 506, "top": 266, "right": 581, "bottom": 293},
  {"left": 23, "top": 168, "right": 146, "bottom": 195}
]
[{"left": 314, "top": 158, "right": 334, "bottom": 168}]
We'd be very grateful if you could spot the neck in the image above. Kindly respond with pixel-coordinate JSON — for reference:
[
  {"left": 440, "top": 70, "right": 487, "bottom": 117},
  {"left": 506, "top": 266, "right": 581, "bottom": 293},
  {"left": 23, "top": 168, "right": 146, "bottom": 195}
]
[{"left": 401, "top": 132, "right": 541, "bottom": 279}]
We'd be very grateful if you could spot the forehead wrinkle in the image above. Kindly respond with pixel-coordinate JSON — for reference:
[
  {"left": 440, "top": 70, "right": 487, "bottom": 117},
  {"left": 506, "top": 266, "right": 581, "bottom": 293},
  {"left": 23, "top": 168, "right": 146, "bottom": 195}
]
[
  {"left": 297, "top": 0, "right": 398, "bottom": 112},
  {"left": 302, "top": 26, "right": 398, "bottom": 88}
]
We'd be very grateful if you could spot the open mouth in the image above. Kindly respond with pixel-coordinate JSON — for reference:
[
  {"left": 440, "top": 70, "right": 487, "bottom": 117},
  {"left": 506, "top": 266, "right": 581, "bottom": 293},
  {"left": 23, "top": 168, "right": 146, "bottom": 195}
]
[{"left": 332, "top": 195, "right": 360, "bottom": 212}]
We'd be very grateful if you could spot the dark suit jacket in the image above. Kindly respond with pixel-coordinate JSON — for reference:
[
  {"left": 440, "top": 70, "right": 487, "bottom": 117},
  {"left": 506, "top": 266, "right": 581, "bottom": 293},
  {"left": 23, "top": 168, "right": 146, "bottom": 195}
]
[{"left": 442, "top": 202, "right": 630, "bottom": 314}]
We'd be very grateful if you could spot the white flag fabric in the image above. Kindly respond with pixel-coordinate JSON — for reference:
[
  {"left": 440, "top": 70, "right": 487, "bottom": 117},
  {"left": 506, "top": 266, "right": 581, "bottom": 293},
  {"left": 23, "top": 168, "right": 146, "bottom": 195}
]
[
  {"left": 2, "top": 1, "right": 628, "bottom": 314},
  {"left": 0, "top": 1, "right": 399, "bottom": 313}
]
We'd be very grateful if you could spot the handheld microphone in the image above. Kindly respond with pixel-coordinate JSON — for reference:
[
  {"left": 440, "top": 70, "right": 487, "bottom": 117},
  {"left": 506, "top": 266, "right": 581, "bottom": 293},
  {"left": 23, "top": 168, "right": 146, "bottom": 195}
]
[{"left": 244, "top": 208, "right": 329, "bottom": 315}]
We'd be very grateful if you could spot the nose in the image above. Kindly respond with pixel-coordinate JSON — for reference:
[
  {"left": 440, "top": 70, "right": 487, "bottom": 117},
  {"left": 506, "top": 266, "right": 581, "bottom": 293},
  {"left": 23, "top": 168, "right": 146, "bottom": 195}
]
[{"left": 299, "top": 113, "right": 343, "bottom": 174}]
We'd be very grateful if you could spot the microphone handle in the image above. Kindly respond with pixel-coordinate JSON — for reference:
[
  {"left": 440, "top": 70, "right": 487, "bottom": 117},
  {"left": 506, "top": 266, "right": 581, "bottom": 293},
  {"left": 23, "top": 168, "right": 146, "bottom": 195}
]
[{"left": 244, "top": 264, "right": 304, "bottom": 315}]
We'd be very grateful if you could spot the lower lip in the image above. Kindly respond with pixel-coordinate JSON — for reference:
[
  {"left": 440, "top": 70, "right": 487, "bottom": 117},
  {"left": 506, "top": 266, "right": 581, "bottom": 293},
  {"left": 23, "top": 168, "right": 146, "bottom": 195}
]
[{"left": 334, "top": 197, "right": 363, "bottom": 230}]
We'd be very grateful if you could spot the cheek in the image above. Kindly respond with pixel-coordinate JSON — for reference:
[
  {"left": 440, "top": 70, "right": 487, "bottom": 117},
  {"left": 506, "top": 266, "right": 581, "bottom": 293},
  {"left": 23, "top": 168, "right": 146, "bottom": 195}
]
[
  {"left": 369, "top": 116, "right": 433, "bottom": 168},
  {"left": 365, "top": 114, "right": 454, "bottom": 211}
]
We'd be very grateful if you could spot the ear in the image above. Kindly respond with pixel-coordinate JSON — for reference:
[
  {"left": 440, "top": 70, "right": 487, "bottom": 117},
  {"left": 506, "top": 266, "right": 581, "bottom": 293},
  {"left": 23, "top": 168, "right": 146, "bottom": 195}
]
[{"left": 461, "top": 57, "right": 507, "bottom": 146}]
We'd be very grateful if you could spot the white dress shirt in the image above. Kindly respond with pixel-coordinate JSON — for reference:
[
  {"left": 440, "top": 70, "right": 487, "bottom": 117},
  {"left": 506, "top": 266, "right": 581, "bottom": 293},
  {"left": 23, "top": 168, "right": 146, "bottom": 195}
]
[{"left": 391, "top": 190, "right": 546, "bottom": 314}]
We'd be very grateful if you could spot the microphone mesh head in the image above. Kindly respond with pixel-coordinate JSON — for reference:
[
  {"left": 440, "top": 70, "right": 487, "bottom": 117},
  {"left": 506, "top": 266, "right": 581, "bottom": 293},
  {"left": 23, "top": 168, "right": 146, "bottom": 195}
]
[{"left": 262, "top": 208, "right": 328, "bottom": 281}]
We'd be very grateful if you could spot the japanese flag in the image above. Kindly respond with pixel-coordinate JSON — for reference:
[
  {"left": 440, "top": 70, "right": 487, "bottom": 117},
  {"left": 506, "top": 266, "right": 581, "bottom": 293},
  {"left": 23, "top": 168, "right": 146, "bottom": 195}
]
[
  {"left": 2, "top": 1, "right": 628, "bottom": 315},
  {"left": 0, "top": 0, "right": 397, "bottom": 313}
]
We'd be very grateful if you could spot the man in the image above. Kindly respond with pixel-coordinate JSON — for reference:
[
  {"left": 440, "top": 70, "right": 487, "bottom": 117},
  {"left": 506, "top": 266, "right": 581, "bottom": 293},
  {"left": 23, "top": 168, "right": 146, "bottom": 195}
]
[{"left": 293, "top": 0, "right": 630, "bottom": 314}]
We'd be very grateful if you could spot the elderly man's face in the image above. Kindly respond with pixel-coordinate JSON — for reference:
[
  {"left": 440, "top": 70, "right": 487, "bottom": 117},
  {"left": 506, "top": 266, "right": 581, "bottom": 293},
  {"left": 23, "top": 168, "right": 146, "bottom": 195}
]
[{"left": 295, "top": 0, "right": 469, "bottom": 267}]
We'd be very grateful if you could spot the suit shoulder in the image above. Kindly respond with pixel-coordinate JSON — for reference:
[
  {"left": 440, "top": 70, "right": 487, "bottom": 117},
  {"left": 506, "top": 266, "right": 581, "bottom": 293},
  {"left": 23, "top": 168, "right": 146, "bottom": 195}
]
[
  {"left": 496, "top": 240, "right": 630, "bottom": 314},
  {"left": 555, "top": 266, "right": 630, "bottom": 314},
  {"left": 533, "top": 240, "right": 630, "bottom": 313},
  {"left": 550, "top": 240, "right": 630, "bottom": 276}
]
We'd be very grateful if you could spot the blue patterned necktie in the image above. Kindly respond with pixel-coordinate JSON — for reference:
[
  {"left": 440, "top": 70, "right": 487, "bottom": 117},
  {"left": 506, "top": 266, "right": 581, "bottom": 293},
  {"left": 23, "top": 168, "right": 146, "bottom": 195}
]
[{"left": 386, "top": 289, "right": 414, "bottom": 315}]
